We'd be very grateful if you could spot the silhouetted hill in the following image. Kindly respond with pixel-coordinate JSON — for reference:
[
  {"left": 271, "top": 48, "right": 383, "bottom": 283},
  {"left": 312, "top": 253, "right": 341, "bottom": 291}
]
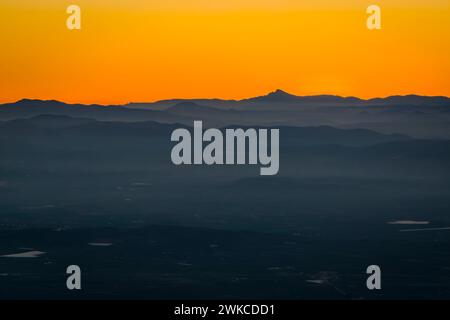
[
  {"left": 125, "top": 90, "right": 450, "bottom": 110},
  {"left": 367, "top": 95, "right": 450, "bottom": 106},
  {"left": 242, "top": 89, "right": 362, "bottom": 105},
  {"left": 0, "top": 116, "right": 409, "bottom": 147},
  {"left": 0, "top": 99, "right": 186, "bottom": 123},
  {"left": 0, "top": 116, "right": 188, "bottom": 139}
]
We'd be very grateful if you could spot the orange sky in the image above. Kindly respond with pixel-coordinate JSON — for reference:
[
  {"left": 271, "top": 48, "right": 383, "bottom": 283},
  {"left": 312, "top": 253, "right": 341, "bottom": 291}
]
[{"left": 0, "top": 0, "right": 449, "bottom": 104}]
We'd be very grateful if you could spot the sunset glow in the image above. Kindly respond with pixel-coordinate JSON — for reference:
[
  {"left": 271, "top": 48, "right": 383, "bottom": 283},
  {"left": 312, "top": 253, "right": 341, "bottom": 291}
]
[{"left": 1, "top": 0, "right": 449, "bottom": 104}]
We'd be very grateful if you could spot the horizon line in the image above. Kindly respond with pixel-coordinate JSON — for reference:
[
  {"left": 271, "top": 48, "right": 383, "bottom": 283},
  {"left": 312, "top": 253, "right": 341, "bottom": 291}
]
[{"left": 2, "top": 89, "right": 450, "bottom": 106}]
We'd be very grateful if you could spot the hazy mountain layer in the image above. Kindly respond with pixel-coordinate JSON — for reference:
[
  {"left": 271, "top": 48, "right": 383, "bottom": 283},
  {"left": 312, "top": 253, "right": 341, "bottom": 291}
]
[{"left": 2, "top": 90, "right": 450, "bottom": 138}]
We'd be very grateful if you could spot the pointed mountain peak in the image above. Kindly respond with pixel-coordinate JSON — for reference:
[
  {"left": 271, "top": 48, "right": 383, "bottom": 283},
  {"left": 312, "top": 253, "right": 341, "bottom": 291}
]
[
  {"left": 243, "top": 89, "right": 300, "bottom": 103},
  {"left": 267, "top": 89, "right": 296, "bottom": 98}
]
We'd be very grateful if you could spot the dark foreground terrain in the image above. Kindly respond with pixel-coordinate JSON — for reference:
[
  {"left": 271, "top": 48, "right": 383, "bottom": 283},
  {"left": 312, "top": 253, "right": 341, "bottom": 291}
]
[
  {"left": 1, "top": 223, "right": 450, "bottom": 299},
  {"left": 1, "top": 115, "right": 450, "bottom": 299}
]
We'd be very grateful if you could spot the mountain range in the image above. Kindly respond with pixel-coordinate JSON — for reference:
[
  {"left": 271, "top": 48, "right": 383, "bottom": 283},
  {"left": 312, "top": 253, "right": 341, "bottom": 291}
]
[
  {"left": 1, "top": 90, "right": 450, "bottom": 138},
  {"left": 126, "top": 89, "right": 450, "bottom": 110}
]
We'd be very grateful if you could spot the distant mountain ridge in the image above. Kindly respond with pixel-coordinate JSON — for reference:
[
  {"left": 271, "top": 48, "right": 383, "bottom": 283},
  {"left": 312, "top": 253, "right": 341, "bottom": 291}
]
[
  {"left": 3, "top": 90, "right": 450, "bottom": 111},
  {"left": 126, "top": 89, "right": 450, "bottom": 110},
  {"left": 1, "top": 90, "right": 450, "bottom": 139},
  {"left": 0, "top": 115, "right": 410, "bottom": 147},
  {"left": 240, "top": 89, "right": 363, "bottom": 105}
]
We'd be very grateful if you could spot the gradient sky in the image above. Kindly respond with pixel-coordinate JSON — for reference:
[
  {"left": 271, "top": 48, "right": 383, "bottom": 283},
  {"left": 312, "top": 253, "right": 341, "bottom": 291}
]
[{"left": 0, "top": 0, "right": 449, "bottom": 104}]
